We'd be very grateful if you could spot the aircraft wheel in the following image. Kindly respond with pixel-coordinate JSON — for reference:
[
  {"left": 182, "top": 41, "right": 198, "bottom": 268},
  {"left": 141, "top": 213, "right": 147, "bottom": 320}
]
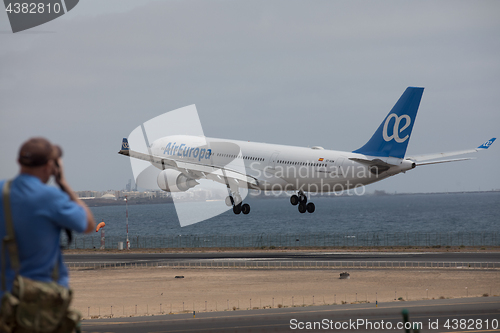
[
  {"left": 306, "top": 202, "right": 315, "bottom": 213},
  {"left": 241, "top": 203, "right": 251, "bottom": 215},
  {"left": 225, "top": 196, "right": 234, "bottom": 207},
  {"left": 290, "top": 195, "right": 299, "bottom": 206},
  {"left": 233, "top": 194, "right": 242, "bottom": 206},
  {"left": 299, "top": 195, "right": 307, "bottom": 204},
  {"left": 233, "top": 204, "right": 242, "bottom": 215},
  {"left": 298, "top": 203, "right": 307, "bottom": 213}
]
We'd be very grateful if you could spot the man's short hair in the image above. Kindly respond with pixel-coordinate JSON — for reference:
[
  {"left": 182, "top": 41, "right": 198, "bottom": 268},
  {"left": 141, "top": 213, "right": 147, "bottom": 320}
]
[{"left": 18, "top": 137, "right": 62, "bottom": 167}]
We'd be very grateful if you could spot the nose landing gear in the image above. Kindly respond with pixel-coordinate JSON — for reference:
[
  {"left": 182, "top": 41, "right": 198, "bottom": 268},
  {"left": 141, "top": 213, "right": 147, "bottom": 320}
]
[{"left": 291, "top": 191, "right": 315, "bottom": 213}]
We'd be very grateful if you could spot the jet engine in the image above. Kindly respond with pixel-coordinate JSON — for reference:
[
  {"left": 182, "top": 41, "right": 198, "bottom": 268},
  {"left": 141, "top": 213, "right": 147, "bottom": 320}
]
[{"left": 157, "top": 169, "right": 199, "bottom": 192}]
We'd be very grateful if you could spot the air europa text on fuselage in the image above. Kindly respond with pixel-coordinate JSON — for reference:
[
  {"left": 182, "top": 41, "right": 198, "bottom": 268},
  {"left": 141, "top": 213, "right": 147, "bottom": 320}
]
[{"left": 163, "top": 142, "right": 212, "bottom": 161}]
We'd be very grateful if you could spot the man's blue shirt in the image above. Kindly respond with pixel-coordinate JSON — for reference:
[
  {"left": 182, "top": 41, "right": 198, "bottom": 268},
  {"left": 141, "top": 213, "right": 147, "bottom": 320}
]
[{"left": 0, "top": 174, "right": 87, "bottom": 298}]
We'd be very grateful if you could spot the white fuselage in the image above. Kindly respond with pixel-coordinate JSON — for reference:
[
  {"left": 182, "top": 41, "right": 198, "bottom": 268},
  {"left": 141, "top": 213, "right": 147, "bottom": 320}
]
[{"left": 150, "top": 135, "right": 415, "bottom": 193}]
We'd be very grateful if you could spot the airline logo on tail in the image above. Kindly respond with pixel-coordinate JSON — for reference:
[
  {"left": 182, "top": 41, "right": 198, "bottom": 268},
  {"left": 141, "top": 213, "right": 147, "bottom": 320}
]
[
  {"left": 383, "top": 114, "right": 411, "bottom": 143},
  {"left": 353, "top": 87, "right": 424, "bottom": 158}
]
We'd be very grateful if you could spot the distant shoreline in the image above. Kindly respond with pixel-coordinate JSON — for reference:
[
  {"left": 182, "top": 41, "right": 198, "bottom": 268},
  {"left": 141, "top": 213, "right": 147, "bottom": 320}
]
[
  {"left": 83, "top": 197, "right": 173, "bottom": 207},
  {"left": 83, "top": 190, "right": 500, "bottom": 207}
]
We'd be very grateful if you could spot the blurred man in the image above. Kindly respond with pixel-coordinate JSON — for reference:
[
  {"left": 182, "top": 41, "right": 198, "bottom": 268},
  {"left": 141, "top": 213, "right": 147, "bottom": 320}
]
[{"left": 0, "top": 137, "right": 95, "bottom": 299}]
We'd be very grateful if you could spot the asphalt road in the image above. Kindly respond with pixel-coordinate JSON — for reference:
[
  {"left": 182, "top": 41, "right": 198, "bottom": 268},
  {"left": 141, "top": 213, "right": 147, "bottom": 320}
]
[
  {"left": 81, "top": 297, "right": 500, "bottom": 333},
  {"left": 65, "top": 251, "right": 500, "bottom": 265}
]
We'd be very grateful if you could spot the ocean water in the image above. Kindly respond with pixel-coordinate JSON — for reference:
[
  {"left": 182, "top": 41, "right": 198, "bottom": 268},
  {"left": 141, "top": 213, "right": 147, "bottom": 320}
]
[{"left": 88, "top": 191, "right": 500, "bottom": 237}]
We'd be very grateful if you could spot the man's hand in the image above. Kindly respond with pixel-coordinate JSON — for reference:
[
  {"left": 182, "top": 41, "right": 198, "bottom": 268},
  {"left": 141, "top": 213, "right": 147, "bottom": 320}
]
[
  {"left": 53, "top": 157, "right": 65, "bottom": 187},
  {"left": 52, "top": 157, "right": 96, "bottom": 233}
]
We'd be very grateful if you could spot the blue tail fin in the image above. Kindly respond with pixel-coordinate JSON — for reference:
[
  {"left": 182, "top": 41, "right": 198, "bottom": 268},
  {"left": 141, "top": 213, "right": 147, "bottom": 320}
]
[{"left": 353, "top": 87, "right": 424, "bottom": 159}]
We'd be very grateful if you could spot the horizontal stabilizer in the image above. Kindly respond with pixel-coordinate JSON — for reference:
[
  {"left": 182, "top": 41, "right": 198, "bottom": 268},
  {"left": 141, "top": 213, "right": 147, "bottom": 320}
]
[
  {"left": 407, "top": 138, "right": 496, "bottom": 162},
  {"left": 416, "top": 157, "right": 474, "bottom": 166}
]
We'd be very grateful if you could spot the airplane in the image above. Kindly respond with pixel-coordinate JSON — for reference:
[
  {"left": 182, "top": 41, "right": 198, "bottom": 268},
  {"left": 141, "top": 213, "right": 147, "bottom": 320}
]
[{"left": 119, "top": 87, "right": 495, "bottom": 215}]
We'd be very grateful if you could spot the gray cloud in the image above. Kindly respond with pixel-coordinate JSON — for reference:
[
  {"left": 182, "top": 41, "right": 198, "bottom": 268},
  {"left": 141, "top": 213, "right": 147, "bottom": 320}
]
[{"left": 1, "top": 0, "right": 499, "bottom": 193}]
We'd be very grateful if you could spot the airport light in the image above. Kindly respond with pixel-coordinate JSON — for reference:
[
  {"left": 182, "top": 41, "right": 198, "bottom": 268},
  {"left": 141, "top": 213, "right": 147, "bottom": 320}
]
[{"left": 125, "top": 196, "right": 130, "bottom": 250}]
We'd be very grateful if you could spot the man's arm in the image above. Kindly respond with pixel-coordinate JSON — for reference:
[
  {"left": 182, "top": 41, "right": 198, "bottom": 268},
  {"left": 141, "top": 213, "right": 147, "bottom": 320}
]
[{"left": 54, "top": 158, "right": 96, "bottom": 233}]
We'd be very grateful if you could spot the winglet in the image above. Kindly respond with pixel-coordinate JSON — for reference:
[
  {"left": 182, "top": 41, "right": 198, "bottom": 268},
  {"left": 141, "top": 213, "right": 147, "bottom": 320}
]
[
  {"left": 477, "top": 138, "right": 496, "bottom": 150},
  {"left": 119, "top": 138, "right": 130, "bottom": 155}
]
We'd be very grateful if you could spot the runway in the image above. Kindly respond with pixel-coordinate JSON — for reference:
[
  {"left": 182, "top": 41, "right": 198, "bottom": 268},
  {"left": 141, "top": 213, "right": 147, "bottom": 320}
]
[
  {"left": 81, "top": 297, "right": 500, "bottom": 333},
  {"left": 65, "top": 251, "right": 500, "bottom": 266}
]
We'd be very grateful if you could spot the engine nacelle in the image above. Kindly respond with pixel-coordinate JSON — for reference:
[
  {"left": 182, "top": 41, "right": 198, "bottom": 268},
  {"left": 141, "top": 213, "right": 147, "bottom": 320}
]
[{"left": 157, "top": 169, "right": 199, "bottom": 192}]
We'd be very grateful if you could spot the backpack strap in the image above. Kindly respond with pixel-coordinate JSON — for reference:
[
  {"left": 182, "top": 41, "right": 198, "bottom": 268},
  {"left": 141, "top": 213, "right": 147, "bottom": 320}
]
[
  {"left": 2, "top": 180, "right": 20, "bottom": 291},
  {"left": 1, "top": 180, "right": 60, "bottom": 291}
]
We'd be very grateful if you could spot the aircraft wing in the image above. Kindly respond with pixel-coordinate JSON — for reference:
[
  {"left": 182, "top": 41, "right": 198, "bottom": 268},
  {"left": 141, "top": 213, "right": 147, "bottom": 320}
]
[
  {"left": 119, "top": 147, "right": 175, "bottom": 168},
  {"left": 175, "top": 160, "right": 259, "bottom": 187},
  {"left": 406, "top": 138, "right": 496, "bottom": 164},
  {"left": 118, "top": 139, "right": 259, "bottom": 188}
]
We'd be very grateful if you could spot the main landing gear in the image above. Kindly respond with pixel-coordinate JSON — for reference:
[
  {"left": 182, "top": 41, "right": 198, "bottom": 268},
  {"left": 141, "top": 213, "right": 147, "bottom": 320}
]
[
  {"left": 290, "top": 191, "right": 315, "bottom": 214},
  {"left": 225, "top": 193, "right": 251, "bottom": 215}
]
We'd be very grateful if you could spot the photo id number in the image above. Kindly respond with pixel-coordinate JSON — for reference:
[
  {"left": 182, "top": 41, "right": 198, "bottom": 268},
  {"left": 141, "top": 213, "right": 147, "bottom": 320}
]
[{"left": 5, "top": 2, "right": 62, "bottom": 14}]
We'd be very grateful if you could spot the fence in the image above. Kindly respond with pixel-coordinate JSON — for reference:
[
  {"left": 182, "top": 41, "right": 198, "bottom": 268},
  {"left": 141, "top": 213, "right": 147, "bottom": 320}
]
[
  {"left": 67, "top": 260, "right": 500, "bottom": 270},
  {"left": 68, "top": 232, "right": 500, "bottom": 249}
]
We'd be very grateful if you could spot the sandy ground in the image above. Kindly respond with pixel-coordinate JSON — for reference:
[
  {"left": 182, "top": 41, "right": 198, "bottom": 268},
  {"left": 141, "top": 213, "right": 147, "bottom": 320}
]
[{"left": 69, "top": 267, "right": 500, "bottom": 319}]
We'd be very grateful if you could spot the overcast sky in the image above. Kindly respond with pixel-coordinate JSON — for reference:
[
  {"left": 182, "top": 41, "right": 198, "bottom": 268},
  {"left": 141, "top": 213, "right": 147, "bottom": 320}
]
[{"left": 1, "top": 0, "right": 499, "bottom": 194}]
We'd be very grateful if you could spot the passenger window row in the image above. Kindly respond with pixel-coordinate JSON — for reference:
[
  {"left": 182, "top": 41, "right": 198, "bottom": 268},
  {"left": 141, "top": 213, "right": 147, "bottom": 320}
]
[{"left": 215, "top": 153, "right": 264, "bottom": 162}]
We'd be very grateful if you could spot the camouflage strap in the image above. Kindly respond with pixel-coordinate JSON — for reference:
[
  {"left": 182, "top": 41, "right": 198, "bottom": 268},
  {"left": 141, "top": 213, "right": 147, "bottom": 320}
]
[
  {"left": 1, "top": 180, "right": 59, "bottom": 292},
  {"left": 2, "top": 180, "right": 20, "bottom": 292}
]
